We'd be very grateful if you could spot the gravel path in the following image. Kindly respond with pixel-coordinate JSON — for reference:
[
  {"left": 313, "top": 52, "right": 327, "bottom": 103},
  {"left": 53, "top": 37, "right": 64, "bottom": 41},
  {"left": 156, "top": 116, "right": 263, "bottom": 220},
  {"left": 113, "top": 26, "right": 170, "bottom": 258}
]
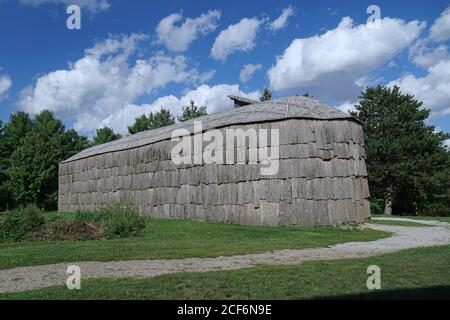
[{"left": 1, "top": 218, "right": 449, "bottom": 294}]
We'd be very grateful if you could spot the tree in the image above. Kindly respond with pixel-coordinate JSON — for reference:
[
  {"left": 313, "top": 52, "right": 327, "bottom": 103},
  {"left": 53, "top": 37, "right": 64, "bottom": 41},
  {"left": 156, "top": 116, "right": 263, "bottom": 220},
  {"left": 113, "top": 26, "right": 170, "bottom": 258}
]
[
  {"left": 178, "top": 100, "right": 208, "bottom": 122},
  {"left": 2, "top": 112, "right": 33, "bottom": 150},
  {"left": 60, "top": 128, "right": 90, "bottom": 157},
  {"left": 127, "top": 114, "right": 149, "bottom": 135},
  {"left": 93, "top": 127, "right": 122, "bottom": 146},
  {"left": 260, "top": 88, "right": 272, "bottom": 102},
  {"left": 351, "top": 85, "right": 449, "bottom": 215},
  {"left": 9, "top": 110, "right": 89, "bottom": 209},
  {"left": 0, "top": 120, "right": 7, "bottom": 211},
  {"left": 0, "top": 112, "right": 33, "bottom": 210},
  {"left": 128, "top": 108, "right": 175, "bottom": 134}
]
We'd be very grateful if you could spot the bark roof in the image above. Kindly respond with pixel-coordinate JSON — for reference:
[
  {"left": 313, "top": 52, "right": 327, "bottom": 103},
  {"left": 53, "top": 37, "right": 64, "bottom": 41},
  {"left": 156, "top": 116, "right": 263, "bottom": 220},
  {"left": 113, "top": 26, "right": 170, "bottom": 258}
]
[{"left": 62, "top": 96, "right": 356, "bottom": 163}]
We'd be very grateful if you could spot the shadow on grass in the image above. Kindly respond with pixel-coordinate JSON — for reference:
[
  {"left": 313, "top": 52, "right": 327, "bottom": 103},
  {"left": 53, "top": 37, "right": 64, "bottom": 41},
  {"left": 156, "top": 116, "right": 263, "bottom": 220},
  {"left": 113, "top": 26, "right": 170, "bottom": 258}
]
[{"left": 319, "top": 286, "right": 450, "bottom": 300}]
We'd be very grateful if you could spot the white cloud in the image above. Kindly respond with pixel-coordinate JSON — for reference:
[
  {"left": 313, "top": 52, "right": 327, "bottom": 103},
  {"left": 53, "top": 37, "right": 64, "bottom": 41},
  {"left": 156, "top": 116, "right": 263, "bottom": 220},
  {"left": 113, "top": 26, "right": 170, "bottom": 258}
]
[
  {"left": 336, "top": 100, "right": 357, "bottom": 114},
  {"left": 327, "top": 8, "right": 339, "bottom": 17},
  {"left": 99, "top": 95, "right": 181, "bottom": 135},
  {"left": 409, "top": 41, "right": 450, "bottom": 68},
  {"left": 156, "top": 10, "right": 221, "bottom": 52},
  {"left": 388, "top": 60, "right": 398, "bottom": 68},
  {"left": 268, "top": 16, "right": 425, "bottom": 101},
  {"left": 239, "top": 64, "right": 262, "bottom": 83},
  {"left": 388, "top": 59, "right": 450, "bottom": 116},
  {"left": 268, "top": 6, "right": 294, "bottom": 31},
  {"left": 100, "top": 84, "right": 261, "bottom": 134},
  {"left": 0, "top": 74, "right": 12, "bottom": 101},
  {"left": 430, "top": 7, "right": 450, "bottom": 42},
  {"left": 407, "top": 7, "right": 450, "bottom": 68},
  {"left": 211, "top": 17, "right": 264, "bottom": 61},
  {"left": 85, "top": 33, "right": 147, "bottom": 57},
  {"left": 18, "top": 0, "right": 110, "bottom": 12},
  {"left": 444, "top": 139, "right": 450, "bottom": 148},
  {"left": 19, "top": 34, "right": 213, "bottom": 134},
  {"left": 408, "top": 7, "right": 450, "bottom": 68},
  {"left": 386, "top": 10, "right": 450, "bottom": 116}
]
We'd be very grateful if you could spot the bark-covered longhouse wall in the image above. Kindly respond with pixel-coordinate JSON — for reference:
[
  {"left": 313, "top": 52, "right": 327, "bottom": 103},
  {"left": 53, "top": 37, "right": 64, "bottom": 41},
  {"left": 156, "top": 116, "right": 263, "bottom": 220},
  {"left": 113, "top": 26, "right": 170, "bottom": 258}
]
[{"left": 59, "top": 119, "right": 370, "bottom": 227}]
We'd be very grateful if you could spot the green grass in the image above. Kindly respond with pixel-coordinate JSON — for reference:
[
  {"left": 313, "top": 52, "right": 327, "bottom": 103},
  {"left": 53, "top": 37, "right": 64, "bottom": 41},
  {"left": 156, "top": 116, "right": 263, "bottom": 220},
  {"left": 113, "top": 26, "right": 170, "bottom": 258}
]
[
  {"left": 2, "top": 245, "right": 449, "bottom": 300},
  {"left": 368, "top": 219, "right": 429, "bottom": 227},
  {"left": 0, "top": 215, "right": 389, "bottom": 270},
  {"left": 372, "top": 214, "right": 450, "bottom": 223}
]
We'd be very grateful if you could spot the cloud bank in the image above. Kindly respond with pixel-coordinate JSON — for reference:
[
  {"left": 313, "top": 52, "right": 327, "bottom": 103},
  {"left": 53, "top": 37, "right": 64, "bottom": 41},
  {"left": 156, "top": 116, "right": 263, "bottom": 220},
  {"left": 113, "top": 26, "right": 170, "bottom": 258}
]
[
  {"left": 268, "top": 16, "right": 425, "bottom": 101},
  {"left": 18, "top": 34, "right": 215, "bottom": 133}
]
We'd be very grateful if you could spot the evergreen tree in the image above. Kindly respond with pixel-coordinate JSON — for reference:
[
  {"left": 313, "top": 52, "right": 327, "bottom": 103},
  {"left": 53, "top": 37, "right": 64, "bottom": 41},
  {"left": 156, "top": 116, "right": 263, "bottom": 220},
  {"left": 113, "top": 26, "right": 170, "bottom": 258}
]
[
  {"left": 351, "top": 85, "right": 449, "bottom": 215},
  {"left": 148, "top": 108, "right": 175, "bottom": 129},
  {"left": 128, "top": 108, "right": 175, "bottom": 134},
  {"left": 260, "top": 88, "right": 272, "bottom": 102},
  {"left": 9, "top": 110, "right": 89, "bottom": 209},
  {"left": 93, "top": 127, "right": 122, "bottom": 146},
  {"left": 127, "top": 114, "right": 149, "bottom": 135},
  {"left": 178, "top": 100, "right": 208, "bottom": 122}
]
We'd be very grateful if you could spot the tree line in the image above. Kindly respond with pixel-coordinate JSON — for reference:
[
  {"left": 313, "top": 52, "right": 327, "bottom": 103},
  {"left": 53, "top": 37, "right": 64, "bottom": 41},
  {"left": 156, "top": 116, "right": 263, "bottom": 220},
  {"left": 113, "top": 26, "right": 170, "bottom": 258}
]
[
  {"left": 0, "top": 89, "right": 448, "bottom": 216},
  {"left": 0, "top": 101, "right": 207, "bottom": 211}
]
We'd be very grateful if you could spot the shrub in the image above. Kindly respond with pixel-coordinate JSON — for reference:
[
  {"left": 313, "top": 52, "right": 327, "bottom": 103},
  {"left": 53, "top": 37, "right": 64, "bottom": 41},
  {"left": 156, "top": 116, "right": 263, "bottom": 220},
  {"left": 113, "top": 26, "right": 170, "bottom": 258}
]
[
  {"left": 370, "top": 198, "right": 385, "bottom": 215},
  {"left": 97, "top": 204, "right": 146, "bottom": 239},
  {"left": 422, "top": 201, "right": 450, "bottom": 217},
  {"left": 0, "top": 204, "right": 45, "bottom": 242},
  {"left": 0, "top": 204, "right": 146, "bottom": 243}
]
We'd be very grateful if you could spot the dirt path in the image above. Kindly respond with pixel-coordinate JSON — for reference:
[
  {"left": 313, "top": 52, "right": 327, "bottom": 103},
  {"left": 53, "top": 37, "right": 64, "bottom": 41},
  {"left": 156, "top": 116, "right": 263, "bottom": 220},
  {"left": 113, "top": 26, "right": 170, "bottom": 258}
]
[{"left": 1, "top": 218, "right": 449, "bottom": 294}]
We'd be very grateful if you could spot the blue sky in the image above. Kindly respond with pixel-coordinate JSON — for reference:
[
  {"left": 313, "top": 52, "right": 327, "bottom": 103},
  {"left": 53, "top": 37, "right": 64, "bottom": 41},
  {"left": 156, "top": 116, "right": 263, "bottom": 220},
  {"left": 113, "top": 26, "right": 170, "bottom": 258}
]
[{"left": 0, "top": 0, "right": 449, "bottom": 137}]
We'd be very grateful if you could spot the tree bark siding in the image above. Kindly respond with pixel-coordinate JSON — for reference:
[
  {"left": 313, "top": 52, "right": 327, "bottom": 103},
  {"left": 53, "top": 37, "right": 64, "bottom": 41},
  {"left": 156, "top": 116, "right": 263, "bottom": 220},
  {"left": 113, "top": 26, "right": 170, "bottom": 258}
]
[{"left": 59, "top": 97, "right": 371, "bottom": 227}]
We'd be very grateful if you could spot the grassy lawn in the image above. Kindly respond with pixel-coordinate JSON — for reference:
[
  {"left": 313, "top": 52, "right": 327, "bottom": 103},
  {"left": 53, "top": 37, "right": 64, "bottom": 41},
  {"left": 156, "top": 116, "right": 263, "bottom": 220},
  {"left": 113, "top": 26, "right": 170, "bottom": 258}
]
[
  {"left": 372, "top": 214, "right": 450, "bottom": 223},
  {"left": 368, "top": 220, "right": 429, "bottom": 227},
  {"left": 0, "top": 215, "right": 389, "bottom": 270},
  {"left": 2, "top": 245, "right": 449, "bottom": 300}
]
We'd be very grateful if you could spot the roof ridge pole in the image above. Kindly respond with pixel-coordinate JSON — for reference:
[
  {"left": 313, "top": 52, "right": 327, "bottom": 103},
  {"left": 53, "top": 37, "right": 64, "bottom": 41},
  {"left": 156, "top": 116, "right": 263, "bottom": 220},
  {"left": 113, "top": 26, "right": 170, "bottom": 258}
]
[
  {"left": 264, "top": 102, "right": 276, "bottom": 121},
  {"left": 303, "top": 100, "right": 313, "bottom": 117}
]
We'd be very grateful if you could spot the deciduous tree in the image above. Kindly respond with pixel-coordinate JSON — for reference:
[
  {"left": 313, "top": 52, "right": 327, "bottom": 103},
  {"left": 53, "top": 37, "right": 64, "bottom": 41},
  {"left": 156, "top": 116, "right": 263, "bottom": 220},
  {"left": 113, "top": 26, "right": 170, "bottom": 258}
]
[
  {"left": 0, "top": 112, "right": 33, "bottom": 210},
  {"left": 9, "top": 110, "right": 89, "bottom": 209}
]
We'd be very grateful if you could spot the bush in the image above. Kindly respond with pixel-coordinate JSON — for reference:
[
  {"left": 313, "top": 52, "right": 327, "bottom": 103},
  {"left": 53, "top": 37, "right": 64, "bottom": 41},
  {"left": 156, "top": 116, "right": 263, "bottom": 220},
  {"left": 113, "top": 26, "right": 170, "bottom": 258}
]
[
  {"left": 422, "top": 201, "right": 450, "bottom": 217},
  {"left": 0, "top": 204, "right": 44, "bottom": 242},
  {"left": 0, "top": 204, "right": 146, "bottom": 243},
  {"left": 370, "top": 198, "right": 385, "bottom": 215},
  {"left": 97, "top": 204, "right": 146, "bottom": 239}
]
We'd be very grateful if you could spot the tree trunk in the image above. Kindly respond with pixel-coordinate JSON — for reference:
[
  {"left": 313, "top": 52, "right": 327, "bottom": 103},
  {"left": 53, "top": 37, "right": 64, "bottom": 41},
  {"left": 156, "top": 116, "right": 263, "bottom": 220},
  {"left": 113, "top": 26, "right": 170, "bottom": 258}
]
[{"left": 384, "top": 185, "right": 393, "bottom": 215}]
